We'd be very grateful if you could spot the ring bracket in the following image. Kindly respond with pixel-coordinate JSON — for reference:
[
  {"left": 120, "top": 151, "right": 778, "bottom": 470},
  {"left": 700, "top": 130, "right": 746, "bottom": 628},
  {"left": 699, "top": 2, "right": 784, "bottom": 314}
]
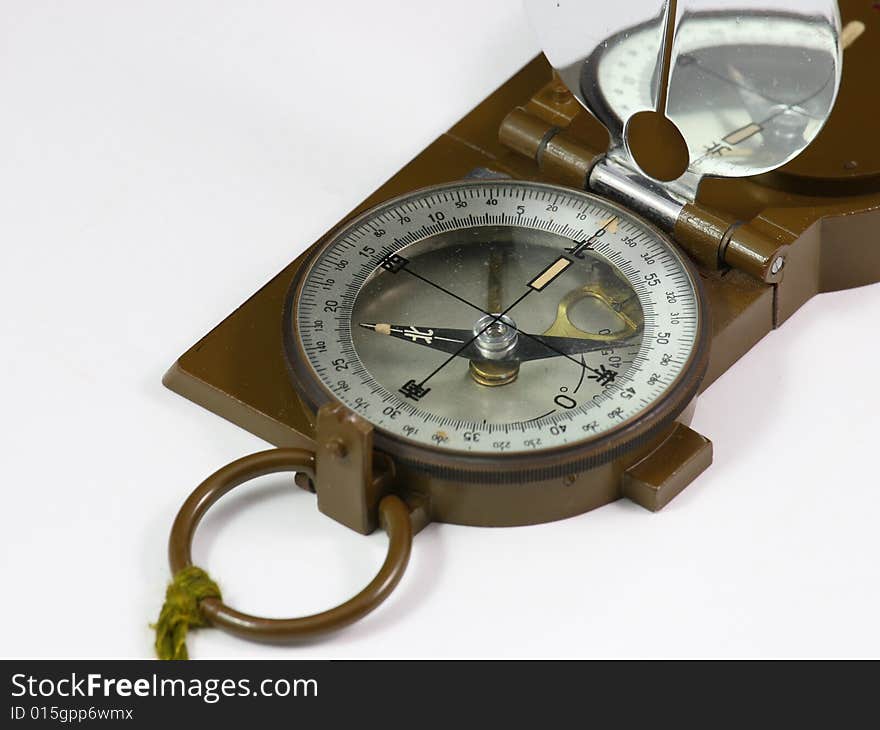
[
  {"left": 315, "top": 403, "right": 390, "bottom": 535},
  {"left": 397, "top": 490, "right": 432, "bottom": 535}
]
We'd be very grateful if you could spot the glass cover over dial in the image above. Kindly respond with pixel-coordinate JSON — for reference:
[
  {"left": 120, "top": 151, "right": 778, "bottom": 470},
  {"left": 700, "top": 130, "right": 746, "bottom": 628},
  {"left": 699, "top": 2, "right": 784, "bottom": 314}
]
[{"left": 290, "top": 181, "right": 704, "bottom": 460}]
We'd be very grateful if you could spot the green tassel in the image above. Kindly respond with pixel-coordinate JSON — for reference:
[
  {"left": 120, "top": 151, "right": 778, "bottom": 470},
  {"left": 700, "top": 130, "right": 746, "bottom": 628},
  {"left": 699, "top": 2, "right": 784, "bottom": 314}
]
[{"left": 153, "top": 566, "right": 222, "bottom": 660}]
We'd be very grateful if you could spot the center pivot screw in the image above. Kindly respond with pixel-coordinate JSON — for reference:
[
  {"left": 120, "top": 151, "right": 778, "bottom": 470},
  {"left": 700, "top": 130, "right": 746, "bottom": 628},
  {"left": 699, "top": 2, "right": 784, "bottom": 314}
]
[{"left": 470, "top": 314, "right": 520, "bottom": 387}]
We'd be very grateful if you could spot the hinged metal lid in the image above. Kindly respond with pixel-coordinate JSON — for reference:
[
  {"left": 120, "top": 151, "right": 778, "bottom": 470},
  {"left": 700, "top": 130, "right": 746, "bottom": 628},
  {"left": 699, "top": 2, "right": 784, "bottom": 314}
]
[{"left": 525, "top": 0, "right": 842, "bottom": 200}]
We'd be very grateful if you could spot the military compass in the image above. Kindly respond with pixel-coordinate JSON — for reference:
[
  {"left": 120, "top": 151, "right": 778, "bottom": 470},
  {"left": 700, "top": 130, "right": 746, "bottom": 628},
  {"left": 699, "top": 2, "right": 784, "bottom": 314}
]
[{"left": 158, "top": 0, "right": 880, "bottom": 656}]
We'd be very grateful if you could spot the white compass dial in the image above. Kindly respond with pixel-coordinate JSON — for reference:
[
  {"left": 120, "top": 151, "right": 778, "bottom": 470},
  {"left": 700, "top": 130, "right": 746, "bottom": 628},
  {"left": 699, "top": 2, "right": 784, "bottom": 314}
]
[{"left": 293, "top": 180, "right": 703, "bottom": 456}]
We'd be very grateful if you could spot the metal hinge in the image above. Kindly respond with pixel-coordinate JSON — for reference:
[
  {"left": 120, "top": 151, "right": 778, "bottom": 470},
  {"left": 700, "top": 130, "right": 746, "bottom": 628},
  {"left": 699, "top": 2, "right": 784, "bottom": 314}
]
[{"left": 500, "top": 103, "right": 790, "bottom": 284}]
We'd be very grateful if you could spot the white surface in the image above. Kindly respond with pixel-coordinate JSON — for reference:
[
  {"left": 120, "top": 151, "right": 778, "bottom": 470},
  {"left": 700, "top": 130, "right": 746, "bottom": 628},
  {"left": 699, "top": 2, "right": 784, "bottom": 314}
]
[{"left": 1, "top": 1, "right": 878, "bottom": 659}]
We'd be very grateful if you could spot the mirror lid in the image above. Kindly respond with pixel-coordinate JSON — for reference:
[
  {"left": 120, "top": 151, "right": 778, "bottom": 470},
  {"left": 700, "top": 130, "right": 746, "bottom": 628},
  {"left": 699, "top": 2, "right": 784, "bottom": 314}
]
[{"left": 525, "top": 0, "right": 843, "bottom": 197}]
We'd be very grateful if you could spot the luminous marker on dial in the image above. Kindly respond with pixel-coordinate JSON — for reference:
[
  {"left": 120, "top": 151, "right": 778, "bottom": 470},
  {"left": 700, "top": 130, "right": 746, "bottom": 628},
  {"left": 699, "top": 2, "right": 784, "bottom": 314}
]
[{"left": 529, "top": 257, "right": 572, "bottom": 291}]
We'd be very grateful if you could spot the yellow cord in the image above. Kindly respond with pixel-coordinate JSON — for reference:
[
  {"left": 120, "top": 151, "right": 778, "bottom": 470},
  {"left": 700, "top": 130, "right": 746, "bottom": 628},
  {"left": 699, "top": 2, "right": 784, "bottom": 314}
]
[{"left": 153, "top": 566, "right": 221, "bottom": 660}]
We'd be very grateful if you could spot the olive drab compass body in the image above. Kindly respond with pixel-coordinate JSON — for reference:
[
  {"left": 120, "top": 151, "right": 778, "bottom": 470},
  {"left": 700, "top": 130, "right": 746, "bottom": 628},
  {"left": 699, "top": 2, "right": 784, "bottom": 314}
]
[{"left": 163, "top": 1, "right": 880, "bottom": 644}]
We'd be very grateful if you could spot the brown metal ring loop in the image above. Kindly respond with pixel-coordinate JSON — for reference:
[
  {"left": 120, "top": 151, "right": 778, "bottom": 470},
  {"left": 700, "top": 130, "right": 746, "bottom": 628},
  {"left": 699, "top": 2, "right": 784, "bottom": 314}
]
[{"left": 168, "top": 447, "right": 413, "bottom": 642}]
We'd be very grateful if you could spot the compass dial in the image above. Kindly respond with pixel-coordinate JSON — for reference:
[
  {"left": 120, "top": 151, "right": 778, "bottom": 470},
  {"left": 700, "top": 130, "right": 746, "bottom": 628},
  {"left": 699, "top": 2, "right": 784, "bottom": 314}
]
[{"left": 286, "top": 181, "right": 708, "bottom": 480}]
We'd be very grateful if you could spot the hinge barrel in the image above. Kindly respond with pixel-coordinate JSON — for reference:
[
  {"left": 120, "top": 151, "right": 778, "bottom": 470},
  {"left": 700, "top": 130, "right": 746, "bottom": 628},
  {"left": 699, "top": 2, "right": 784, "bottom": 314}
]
[
  {"left": 499, "top": 105, "right": 788, "bottom": 283},
  {"left": 589, "top": 158, "right": 683, "bottom": 231},
  {"left": 499, "top": 107, "right": 601, "bottom": 189}
]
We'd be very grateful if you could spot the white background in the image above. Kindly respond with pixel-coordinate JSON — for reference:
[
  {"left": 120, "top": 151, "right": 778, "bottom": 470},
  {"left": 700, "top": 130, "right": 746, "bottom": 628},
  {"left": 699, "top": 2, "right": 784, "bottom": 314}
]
[{"left": 2, "top": 1, "right": 878, "bottom": 659}]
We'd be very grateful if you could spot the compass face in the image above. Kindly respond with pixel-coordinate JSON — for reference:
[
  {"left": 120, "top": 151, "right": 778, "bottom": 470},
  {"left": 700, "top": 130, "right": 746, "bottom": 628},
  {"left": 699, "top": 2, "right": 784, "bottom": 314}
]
[{"left": 287, "top": 181, "right": 707, "bottom": 474}]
